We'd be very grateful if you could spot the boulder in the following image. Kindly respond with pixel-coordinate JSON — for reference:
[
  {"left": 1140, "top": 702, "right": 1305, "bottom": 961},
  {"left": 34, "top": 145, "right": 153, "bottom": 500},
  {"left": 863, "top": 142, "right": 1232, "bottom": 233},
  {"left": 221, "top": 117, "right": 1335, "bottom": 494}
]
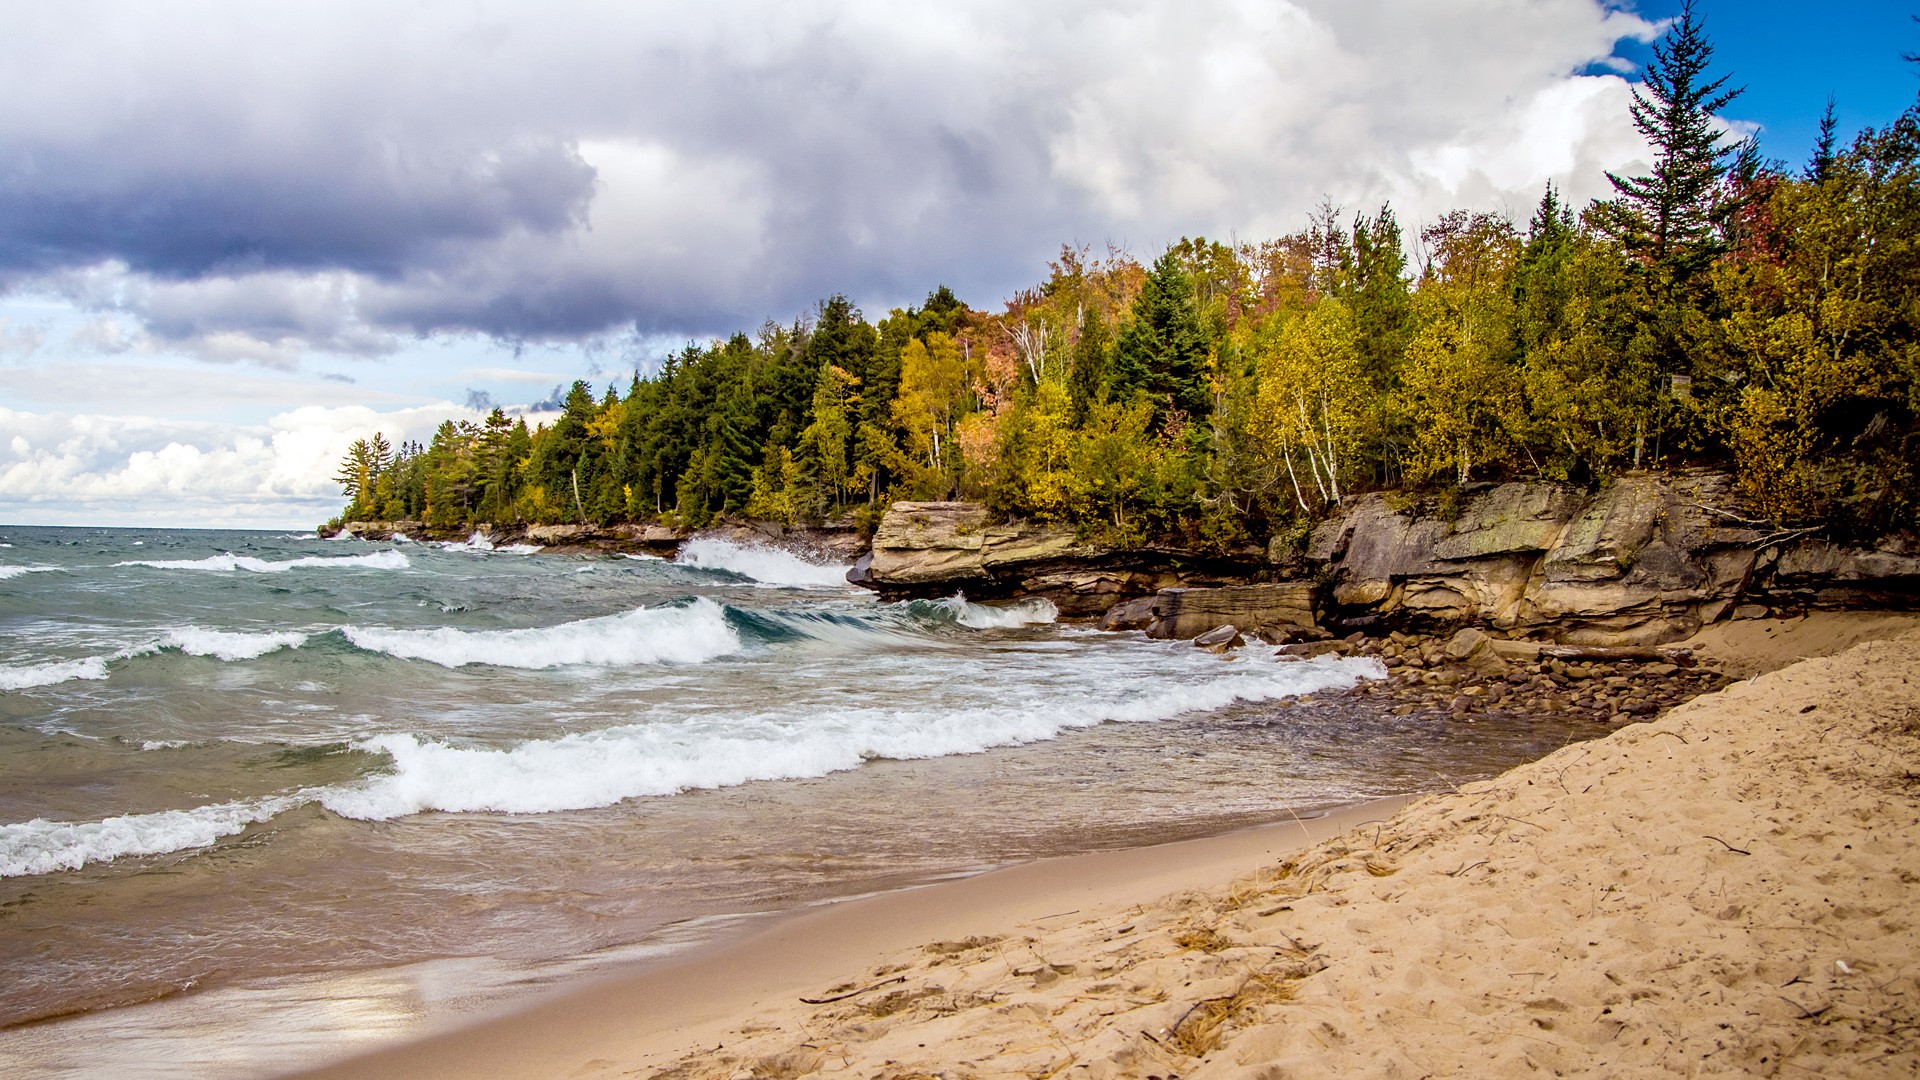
[
  {"left": 1145, "top": 583, "right": 1318, "bottom": 640},
  {"left": 844, "top": 553, "right": 874, "bottom": 587},
  {"left": 1097, "top": 596, "right": 1158, "bottom": 632},
  {"left": 1193, "top": 624, "right": 1246, "bottom": 651},
  {"left": 1278, "top": 640, "right": 1353, "bottom": 659},
  {"left": 867, "top": 502, "right": 997, "bottom": 587},
  {"left": 1443, "top": 627, "right": 1509, "bottom": 675}
]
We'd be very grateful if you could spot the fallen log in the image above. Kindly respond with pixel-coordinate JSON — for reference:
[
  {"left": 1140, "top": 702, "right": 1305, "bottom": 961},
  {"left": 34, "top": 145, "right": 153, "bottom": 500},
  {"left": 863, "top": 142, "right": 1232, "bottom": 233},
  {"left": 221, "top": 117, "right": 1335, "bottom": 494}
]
[{"left": 1537, "top": 645, "right": 1695, "bottom": 666}]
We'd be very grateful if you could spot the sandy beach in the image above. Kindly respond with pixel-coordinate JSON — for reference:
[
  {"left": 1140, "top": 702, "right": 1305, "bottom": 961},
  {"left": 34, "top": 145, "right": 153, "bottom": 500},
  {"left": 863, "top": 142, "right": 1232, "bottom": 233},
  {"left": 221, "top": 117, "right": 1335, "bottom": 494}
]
[{"left": 290, "top": 618, "right": 1920, "bottom": 1079}]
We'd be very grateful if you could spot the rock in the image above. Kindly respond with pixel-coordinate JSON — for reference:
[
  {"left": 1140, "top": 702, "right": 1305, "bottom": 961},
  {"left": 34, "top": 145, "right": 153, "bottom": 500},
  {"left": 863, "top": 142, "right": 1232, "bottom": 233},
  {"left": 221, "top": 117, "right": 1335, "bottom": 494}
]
[
  {"left": 1193, "top": 625, "right": 1246, "bottom": 651},
  {"left": 525, "top": 523, "right": 593, "bottom": 544},
  {"left": 1097, "top": 596, "right": 1158, "bottom": 632},
  {"left": 1443, "top": 627, "right": 1492, "bottom": 661},
  {"left": 1278, "top": 640, "right": 1352, "bottom": 659},
  {"left": 844, "top": 553, "right": 874, "bottom": 587},
  {"left": 1732, "top": 604, "right": 1770, "bottom": 620},
  {"left": 1443, "top": 627, "right": 1509, "bottom": 675},
  {"left": 1145, "top": 583, "right": 1318, "bottom": 641}
]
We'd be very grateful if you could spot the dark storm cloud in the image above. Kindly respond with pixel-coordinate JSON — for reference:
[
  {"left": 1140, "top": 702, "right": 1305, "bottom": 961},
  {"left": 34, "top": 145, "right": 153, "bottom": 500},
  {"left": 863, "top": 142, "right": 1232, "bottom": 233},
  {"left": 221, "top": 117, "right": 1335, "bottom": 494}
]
[{"left": 0, "top": 1, "right": 1656, "bottom": 358}]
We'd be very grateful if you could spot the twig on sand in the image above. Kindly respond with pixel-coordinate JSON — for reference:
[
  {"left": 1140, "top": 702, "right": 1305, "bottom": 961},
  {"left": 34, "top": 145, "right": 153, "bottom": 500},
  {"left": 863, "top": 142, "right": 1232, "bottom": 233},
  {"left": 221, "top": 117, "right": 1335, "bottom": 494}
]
[
  {"left": 800, "top": 975, "right": 906, "bottom": 1005},
  {"left": 1444, "top": 859, "right": 1489, "bottom": 877},
  {"left": 1704, "top": 835, "right": 1752, "bottom": 856},
  {"left": 1651, "top": 730, "right": 1690, "bottom": 745}
]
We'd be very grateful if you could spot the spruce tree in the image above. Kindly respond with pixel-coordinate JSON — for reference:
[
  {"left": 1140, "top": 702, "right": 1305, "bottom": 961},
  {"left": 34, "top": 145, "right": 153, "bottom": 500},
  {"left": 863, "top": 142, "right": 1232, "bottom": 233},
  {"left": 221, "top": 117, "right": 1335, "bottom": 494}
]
[
  {"left": 1594, "top": 0, "right": 1742, "bottom": 276},
  {"left": 1112, "top": 250, "right": 1210, "bottom": 424},
  {"left": 1806, "top": 96, "right": 1839, "bottom": 182}
]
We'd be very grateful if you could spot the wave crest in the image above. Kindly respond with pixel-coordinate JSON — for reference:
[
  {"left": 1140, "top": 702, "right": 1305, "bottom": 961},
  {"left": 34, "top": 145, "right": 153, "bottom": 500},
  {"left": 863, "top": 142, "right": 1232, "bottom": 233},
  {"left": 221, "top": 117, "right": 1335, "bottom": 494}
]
[
  {"left": 339, "top": 598, "right": 741, "bottom": 669},
  {"left": 322, "top": 653, "right": 1381, "bottom": 819},
  {"left": 0, "top": 795, "right": 308, "bottom": 877},
  {"left": 115, "top": 551, "right": 410, "bottom": 573},
  {"left": 0, "top": 657, "right": 110, "bottom": 691},
  {"left": 675, "top": 538, "right": 850, "bottom": 589}
]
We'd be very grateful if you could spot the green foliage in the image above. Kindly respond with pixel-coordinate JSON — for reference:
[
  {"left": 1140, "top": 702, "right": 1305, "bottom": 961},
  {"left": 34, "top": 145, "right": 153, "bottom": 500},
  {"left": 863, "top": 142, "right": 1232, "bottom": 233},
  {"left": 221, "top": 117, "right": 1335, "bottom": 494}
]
[{"left": 1113, "top": 249, "right": 1212, "bottom": 425}]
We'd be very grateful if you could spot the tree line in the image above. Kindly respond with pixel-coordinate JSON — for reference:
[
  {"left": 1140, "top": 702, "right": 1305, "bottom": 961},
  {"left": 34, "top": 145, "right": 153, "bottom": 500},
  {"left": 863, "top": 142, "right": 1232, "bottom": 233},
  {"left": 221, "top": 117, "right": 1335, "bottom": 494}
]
[{"left": 334, "top": 6, "right": 1920, "bottom": 545}]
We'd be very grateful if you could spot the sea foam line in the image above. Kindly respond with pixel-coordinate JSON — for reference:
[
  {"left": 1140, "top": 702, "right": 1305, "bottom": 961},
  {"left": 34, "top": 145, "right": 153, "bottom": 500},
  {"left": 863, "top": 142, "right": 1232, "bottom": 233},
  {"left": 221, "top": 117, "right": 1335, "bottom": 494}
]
[
  {"left": 339, "top": 597, "right": 742, "bottom": 669},
  {"left": 0, "top": 564, "right": 61, "bottom": 581},
  {"left": 113, "top": 550, "right": 410, "bottom": 573},
  {"left": 320, "top": 653, "right": 1383, "bottom": 820},
  {"left": 0, "top": 628, "right": 311, "bottom": 691}
]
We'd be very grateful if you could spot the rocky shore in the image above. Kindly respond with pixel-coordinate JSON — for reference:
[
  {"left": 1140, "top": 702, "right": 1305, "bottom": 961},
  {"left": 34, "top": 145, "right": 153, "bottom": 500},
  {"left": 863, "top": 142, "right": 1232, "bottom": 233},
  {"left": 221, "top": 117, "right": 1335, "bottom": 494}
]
[
  {"left": 1280, "top": 626, "right": 1731, "bottom": 728},
  {"left": 858, "top": 471, "right": 1920, "bottom": 648},
  {"left": 327, "top": 470, "right": 1919, "bottom": 653}
]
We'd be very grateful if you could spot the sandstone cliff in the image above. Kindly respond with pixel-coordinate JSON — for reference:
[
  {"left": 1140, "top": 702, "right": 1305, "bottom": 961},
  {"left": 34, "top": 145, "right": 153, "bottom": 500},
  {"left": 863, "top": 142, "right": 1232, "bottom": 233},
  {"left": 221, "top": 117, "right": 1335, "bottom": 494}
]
[{"left": 857, "top": 474, "right": 1920, "bottom": 645}]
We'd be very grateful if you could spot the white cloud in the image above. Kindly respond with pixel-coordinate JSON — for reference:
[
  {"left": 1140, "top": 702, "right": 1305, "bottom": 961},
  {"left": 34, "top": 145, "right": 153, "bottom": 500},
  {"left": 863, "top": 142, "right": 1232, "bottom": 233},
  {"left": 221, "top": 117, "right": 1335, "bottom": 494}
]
[
  {"left": 0, "top": 402, "right": 484, "bottom": 528},
  {"left": 0, "top": 0, "right": 1670, "bottom": 357}
]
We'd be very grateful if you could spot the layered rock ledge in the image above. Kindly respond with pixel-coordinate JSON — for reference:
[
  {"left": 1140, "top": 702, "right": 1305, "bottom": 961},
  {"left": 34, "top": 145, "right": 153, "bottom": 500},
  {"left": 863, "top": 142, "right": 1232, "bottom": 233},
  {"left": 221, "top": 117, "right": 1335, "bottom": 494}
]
[{"left": 856, "top": 473, "right": 1920, "bottom": 646}]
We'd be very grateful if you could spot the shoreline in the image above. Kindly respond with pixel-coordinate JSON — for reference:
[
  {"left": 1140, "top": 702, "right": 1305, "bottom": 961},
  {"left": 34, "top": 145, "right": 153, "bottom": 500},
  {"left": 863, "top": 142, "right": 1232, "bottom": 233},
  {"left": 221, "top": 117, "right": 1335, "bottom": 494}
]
[
  {"left": 283, "top": 618, "right": 1920, "bottom": 1079},
  {"left": 281, "top": 797, "right": 1417, "bottom": 1080}
]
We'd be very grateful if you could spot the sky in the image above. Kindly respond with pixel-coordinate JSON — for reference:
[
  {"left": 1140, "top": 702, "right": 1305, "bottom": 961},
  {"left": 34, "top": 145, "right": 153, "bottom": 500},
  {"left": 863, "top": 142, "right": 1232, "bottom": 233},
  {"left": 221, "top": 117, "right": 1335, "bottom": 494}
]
[{"left": 0, "top": 0, "right": 1914, "bottom": 529}]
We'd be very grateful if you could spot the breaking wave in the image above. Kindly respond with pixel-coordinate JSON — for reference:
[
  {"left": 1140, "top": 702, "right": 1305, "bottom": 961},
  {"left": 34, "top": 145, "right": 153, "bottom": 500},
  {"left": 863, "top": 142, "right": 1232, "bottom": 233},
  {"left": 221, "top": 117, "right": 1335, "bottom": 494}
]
[
  {"left": 0, "top": 657, "right": 111, "bottom": 691},
  {"left": 114, "top": 551, "right": 411, "bottom": 573},
  {"left": 0, "top": 794, "right": 310, "bottom": 877},
  {"left": 320, "top": 653, "right": 1380, "bottom": 820},
  {"left": 675, "top": 538, "right": 850, "bottom": 588},
  {"left": 338, "top": 598, "right": 741, "bottom": 669},
  {"left": 0, "top": 565, "right": 61, "bottom": 581}
]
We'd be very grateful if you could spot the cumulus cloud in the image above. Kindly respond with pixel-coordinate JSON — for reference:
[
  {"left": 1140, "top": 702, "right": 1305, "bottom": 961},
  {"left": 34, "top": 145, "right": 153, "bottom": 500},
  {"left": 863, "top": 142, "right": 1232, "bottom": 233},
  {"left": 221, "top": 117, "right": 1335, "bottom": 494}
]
[
  {"left": 0, "top": 0, "right": 1662, "bottom": 359},
  {"left": 0, "top": 402, "right": 484, "bottom": 528}
]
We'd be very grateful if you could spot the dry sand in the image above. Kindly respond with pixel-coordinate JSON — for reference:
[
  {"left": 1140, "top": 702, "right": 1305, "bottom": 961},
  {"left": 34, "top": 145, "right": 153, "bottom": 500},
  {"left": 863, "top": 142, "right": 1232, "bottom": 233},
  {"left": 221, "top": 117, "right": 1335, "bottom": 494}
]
[{"left": 291, "top": 620, "right": 1920, "bottom": 1079}]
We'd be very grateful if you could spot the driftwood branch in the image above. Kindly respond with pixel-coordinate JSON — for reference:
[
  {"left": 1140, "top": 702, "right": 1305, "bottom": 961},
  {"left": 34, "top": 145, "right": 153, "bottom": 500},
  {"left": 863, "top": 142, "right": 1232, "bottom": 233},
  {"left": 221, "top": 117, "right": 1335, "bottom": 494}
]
[
  {"left": 800, "top": 975, "right": 906, "bottom": 1005},
  {"left": 1538, "top": 645, "right": 1695, "bottom": 665}
]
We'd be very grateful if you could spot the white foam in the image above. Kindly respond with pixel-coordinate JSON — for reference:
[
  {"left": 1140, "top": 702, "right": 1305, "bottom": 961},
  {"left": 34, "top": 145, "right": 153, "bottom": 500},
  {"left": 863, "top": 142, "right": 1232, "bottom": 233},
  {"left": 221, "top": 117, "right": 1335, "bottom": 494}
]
[
  {"left": 162, "top": 628, "right": 309, "bottom": 662},
  {"left": 623, "top": 552, "right": 664, "bottom": 561},
  {"left": 339, "top": 598, "right": 742, "bottom": 669},
  {"left": 675, "top": 538, "right": 850, "bottom": 589},
  {"left": 0, "top": 656, "right": 110, "bottom": 690},
  {"left": 0, "top": 795, "right": 309, "bottom": 877},
  {"left": 114, "top": 551, "right": 410, "bottom": 573},
  {"left": 950, "top": 596, "right": 1059, "bottom": 629},
  {"left": 0, "top": 565, "right": 60, "bottom": 580},
  {"left": 322, "top": 653, "right": 1383, "bottom": 820},
  {"left": 440, "top": 533, "right": 541, "bottom": 555}
]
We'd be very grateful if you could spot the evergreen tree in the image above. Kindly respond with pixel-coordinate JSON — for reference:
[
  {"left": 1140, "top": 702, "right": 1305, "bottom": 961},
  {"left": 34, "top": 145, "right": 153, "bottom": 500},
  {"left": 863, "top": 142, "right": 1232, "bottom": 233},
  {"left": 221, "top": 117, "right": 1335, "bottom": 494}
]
[
  {"left": 1112, "top": 249, "right": 1211, "bottom": 424},
  {"left": 1067, "top": 305, "right": 1110, "bottom": 425},
  {"left": 1806, "top": 96, "right": 1839, "bottom": 182},
  {"left": 1594, "top": 0, "right": 1743, "bottom": 276}
]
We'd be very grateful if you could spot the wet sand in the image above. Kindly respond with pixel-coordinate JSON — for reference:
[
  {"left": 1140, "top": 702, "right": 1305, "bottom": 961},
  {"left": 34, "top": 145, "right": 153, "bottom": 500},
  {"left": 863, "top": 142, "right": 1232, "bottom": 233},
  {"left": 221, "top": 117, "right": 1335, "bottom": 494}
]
[{"left": 290, "top": 617, "right": 1920, "bottom": 1079}]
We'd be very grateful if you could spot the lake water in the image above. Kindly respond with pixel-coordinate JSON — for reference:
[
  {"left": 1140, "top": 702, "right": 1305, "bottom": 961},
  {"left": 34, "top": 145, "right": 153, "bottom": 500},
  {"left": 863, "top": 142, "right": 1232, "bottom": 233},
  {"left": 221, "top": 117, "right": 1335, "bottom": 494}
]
[{"left": 0, "top": 526, "right": 1599, "bottom": 1077}]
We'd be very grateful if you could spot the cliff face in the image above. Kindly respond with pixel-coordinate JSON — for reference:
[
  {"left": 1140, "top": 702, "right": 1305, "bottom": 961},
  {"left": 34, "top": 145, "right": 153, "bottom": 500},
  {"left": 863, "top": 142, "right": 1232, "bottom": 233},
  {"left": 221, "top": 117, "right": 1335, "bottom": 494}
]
[
  {"left": 850, "top": 501, "right": 1269, "bottom": 616},
  {"left": 858, "top": 474, "right": 1920, "bottom": 644}
]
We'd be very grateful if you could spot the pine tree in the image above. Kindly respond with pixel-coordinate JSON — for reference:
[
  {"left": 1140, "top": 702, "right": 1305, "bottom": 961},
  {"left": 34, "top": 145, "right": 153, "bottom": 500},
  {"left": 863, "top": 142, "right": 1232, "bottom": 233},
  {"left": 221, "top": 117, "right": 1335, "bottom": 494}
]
[
  {"left": 1068, "top": 306, "right": 1110, "bottom": 426},
  {"left": 1112, "top": 249, "right": 1211, "bottom": 424},
  {"left": 1806, "top": 96, "right": 1839, "bottom": 182},
  {"left": 1594, "top": 0, "right": 1743, "bottom": 276}
]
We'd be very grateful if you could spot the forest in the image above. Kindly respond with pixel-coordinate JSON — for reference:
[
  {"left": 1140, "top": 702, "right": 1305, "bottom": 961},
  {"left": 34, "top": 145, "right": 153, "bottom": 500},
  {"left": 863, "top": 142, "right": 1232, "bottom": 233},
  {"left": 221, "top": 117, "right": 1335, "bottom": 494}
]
[{"left": 332, "top": 10, "right": 1920, "bottom": 547}]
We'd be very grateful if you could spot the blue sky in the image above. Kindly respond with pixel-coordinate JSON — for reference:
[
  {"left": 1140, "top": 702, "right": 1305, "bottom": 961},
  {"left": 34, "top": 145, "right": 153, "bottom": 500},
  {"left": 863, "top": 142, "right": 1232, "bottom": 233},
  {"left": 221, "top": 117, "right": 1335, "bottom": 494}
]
[
  {"left": 1621, "top": 1, "right": 1917, "bottom": 168},
  {"left": 0, "top": 0, "right": 1913, "bottom": 528}
]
